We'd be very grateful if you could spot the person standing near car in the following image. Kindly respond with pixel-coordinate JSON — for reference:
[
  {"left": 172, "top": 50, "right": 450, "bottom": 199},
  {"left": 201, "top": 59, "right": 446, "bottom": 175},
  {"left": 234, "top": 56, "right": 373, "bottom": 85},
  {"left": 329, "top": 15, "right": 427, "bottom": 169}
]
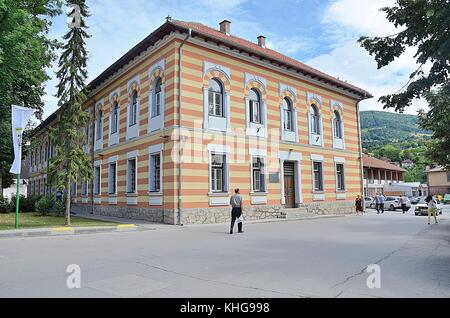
[
  {"left": 375, "top": 193, "right": 380, "bottom": 213},
  {"left": 400, "top": 195, "right": 407, "bottom": 214},
  {"left": 425, "top": 195, "right": 438, "bottom": 225},
  {"left": 379, "top": 193, "right": 385, "bottom": 214}
]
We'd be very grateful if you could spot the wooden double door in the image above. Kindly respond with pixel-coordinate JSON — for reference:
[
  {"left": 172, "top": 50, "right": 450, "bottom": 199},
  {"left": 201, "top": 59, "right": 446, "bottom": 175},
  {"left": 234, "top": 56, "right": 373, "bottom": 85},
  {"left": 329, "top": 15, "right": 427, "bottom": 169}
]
[{"left": 283, "top": 162, "right": 296, "bottom": 208}]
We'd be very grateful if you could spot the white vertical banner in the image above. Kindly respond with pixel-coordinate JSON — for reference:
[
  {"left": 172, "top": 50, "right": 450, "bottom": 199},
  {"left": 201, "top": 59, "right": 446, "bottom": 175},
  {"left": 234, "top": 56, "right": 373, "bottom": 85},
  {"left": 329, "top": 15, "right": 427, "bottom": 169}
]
[{"left": 9, "top": 105, "right": 35, "bottom": 174}]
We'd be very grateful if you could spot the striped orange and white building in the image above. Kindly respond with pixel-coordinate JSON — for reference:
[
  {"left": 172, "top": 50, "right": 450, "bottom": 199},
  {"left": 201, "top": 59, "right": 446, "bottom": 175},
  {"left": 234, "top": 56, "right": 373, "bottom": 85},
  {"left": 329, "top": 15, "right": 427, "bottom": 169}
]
[{"left": 27, "top": 19, "right": 372, "bottom": 224}]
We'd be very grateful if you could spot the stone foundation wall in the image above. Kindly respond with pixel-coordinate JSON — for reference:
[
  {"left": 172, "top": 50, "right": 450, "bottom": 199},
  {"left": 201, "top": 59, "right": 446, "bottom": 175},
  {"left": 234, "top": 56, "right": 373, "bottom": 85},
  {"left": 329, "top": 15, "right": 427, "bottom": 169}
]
[{"left": 73, "top": 200, "right": 354, "bottom": 225}]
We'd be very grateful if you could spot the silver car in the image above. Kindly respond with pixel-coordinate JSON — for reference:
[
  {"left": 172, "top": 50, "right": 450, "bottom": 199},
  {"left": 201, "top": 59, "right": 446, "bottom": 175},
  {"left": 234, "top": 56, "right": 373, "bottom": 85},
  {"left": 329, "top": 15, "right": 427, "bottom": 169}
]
[
  {"left": 385, "top": 196, "right": 411, "bottom": 211},
  {"left": 414, "top": 197, "right": 443, "bottom": 216}
]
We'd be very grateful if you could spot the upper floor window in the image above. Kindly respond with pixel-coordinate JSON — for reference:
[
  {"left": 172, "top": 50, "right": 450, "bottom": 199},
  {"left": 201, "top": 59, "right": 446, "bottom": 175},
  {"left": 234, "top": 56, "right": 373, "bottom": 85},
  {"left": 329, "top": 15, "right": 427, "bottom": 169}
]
[
  {"left": 249, "top": 88, "right": 262, "bottom": 124},
  {"left": 96, "top": 110, "right": 103, "bottom": 141},
  {"left": 208, "top": 79, "right": 224, "bottom": 117},
  {"left": 111, "top": 102, "right": 119, "bottom": 134},
  {"left": 152, "top": 78, "right": 162, "bottom": 118},
  {"left": 129, "top": 91, "right": 138, "bottom": 127},
  {"left": 283, "top": 98, "right": 294, "bottom": 131},
  {"left": 333, "top": 111, "right": 343, "bottom": 139},
  {"left": 310, "top": 105, "right": 320, "bottom": 135}
]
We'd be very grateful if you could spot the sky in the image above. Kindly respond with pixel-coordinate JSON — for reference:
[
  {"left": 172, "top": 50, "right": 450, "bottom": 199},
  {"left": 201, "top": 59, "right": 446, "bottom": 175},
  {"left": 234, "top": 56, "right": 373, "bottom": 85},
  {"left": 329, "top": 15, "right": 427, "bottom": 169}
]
[{"left": 41, "top": 0, "right": 427, "bottom": 120}]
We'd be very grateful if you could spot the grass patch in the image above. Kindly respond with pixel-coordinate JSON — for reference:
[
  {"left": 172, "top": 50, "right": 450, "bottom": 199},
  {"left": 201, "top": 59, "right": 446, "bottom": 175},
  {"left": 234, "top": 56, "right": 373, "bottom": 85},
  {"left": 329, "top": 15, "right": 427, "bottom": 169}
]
[{"left": 0, "top": 213, "right": 117, "bottom": 231}]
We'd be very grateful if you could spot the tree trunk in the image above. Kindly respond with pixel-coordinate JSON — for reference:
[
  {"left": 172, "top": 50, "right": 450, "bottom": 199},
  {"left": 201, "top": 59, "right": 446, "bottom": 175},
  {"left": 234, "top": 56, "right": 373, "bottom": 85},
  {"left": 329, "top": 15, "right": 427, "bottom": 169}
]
[
  {"left": 65, "top": 178, "right": 71, "bottom": 226},
  {"left": 0, "top": 165, "right": 3, "bottom": 200}
]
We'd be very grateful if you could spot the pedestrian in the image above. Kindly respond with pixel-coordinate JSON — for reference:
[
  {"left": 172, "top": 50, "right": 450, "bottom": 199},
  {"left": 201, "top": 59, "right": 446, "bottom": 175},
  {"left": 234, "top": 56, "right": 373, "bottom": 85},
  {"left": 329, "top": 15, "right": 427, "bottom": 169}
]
[
  {"left": 400, "top": 194, "right": 407, "bottom": 214},
  {"left": 425, "top": 195, "right": 438, "bottom": 225},
  {"left": 355, "top": 194, "right": 363, "bottom": 215},
  {"left": 379, "top": 193, "right": 385, "bottom": 214},
  {"left": 375, "top": 193, "right": 380, "bottom": 213},
  {"left": 229, "top": 188, "right": 244, "bottom": 234}
]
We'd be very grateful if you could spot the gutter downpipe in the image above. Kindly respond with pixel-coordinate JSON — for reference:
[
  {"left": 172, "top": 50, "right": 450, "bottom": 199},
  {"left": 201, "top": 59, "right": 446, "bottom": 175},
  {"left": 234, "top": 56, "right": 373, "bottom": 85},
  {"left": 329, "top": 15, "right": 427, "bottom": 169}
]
[
  {"left": 178, "top": 28, "right": 192, "bottom": 226},
  {"left": 356, "top": 95, "right": 367, "bottom": 212},
  {"left": 91, "top": 99, "right": 96, "bottom": 215}
]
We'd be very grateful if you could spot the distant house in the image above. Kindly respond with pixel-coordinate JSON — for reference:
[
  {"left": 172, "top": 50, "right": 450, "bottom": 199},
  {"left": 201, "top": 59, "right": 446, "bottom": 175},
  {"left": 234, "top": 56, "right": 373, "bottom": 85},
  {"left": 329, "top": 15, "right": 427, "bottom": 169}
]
[
  {"left": 426, "top": 167, "right": 450, "bottom": 195},
  {"left": 363, "top": 155, "right": 406, "bottom": 197},
  {"left": 401, "top": 159, "right": 414, "bottom": 168},
  {"left": 2, "top": 158, "right": 30, "bottom": 200}
]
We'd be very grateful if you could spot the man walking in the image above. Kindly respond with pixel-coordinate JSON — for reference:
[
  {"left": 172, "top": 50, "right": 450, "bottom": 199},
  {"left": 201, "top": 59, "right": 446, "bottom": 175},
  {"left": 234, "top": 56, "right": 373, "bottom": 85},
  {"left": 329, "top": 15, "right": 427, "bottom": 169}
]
[
  {"left": 379, "top": 193, "right": 385, "bottom": 214},
  {"left": 375, "top": 193, "right": 381, "bottom": 214},
  {"left": 230, "top": 188, "right": 244, "bottom": 234},
  {"left": 400, "top": 195, "right": 407, "bottom": 214}
]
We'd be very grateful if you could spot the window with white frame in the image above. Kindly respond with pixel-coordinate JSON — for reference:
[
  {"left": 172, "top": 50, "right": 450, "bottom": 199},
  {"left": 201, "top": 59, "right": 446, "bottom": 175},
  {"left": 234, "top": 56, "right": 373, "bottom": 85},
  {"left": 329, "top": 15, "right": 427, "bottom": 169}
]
[
  {"left": 129, "top": 91, "right": 138, "bottom": 127},
  {"left": 94, "top": 166, "right": 101, "bottom": 195},
  {"left": 149, "top": 154, "right": 161, "bottom": 192},
  {"left": 252, "top": 157, "right": 266, "bottom": 192},
  {"left": 208, "top": 79, "right": 224, "bottom": 117},
  {"left": 127, "top": 158, "right": 137, "bottom": 193},
  {"left": 310, "top": 105, "right": 320, "bottom": 135},
  {"left": 108, "top": 162, "right": 117, "bottom": 195},
  {"left": 96, "top": 110, "right": 103, "bottom": 141},
  {"left": 71, "top": 182, "right": 77, "bottom": 197},
  {"left": 111, "top": 102, "right": 119, "bottom": 134},
  {"left": 211, "top": 153, "right": 227, "bottom": 193},
  {"left": 81, "top": 180, "right": 88, "bottom": 196},
  {"left": 333, "top": 111, "right": 343, "bottom": 139},
  {"left": 249, "top": 88, "right": 262, "bottom": 124},
  {"left": 283, "top": 98, "right": 294, "bottom": 131},
  {"left": 336, "top": 163, "right": 345, "bottom": 191},
  {"left": 152, "top": 78, "right": 162, "bottom": 118},
  {"left": 313, "top": 161, "right": 324, "bottom": 192}
]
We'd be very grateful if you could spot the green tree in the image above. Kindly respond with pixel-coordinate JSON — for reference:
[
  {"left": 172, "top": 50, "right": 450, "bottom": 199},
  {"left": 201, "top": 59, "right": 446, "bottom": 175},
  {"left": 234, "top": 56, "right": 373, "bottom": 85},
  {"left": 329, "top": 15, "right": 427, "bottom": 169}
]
[
  {"left": 358, "top": 1, "right": 449, "bottom": 166},
  {"left": 49, "top": 0, "right": 91, "bottom": 226},
  {"left": 419, "top": 85, "right": 450, "bottom": 168},
  {"left": 0, "top": 0, "right": 62, "bottom": 198}
]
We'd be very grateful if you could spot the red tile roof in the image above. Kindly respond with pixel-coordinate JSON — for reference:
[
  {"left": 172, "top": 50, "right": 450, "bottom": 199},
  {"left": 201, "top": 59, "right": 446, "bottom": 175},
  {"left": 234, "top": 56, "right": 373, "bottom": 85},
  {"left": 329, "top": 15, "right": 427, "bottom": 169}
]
[
  {"left": 171, "top": 20, "right": 372, "bottom": 98},
  {"left": 363, "top": 155, "right": 406, "bottom": 172}
]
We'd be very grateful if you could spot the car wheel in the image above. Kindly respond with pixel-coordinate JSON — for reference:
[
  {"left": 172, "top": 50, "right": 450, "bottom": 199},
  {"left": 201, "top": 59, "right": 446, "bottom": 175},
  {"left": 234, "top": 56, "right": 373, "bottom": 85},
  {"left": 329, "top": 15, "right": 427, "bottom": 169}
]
[
  {"left": 415, "top": 212, "right": 418, "bottom": 216},
  {"left": 390, "top": 205, "right": 395, "bottom": 211}
]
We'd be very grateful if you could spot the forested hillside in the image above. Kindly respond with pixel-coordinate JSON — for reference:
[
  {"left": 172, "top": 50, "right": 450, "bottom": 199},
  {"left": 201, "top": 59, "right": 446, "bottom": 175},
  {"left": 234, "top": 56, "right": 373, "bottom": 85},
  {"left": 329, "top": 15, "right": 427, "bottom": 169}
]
[{"left": 360, "top": 111, "right": 431, "bottom": 183}]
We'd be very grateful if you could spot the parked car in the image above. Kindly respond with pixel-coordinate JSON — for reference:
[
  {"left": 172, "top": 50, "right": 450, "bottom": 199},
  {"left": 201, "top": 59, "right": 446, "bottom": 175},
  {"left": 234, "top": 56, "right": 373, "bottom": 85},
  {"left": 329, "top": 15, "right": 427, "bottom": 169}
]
[
  {"left": 443, "top": 194, "right": 450, "bottom": 205},
  {"left": 384, "top": 196, "right": 411, "bottom": 211},
  {"left": 410, "top": 196, "right": 421, "bottom": 205},
  {"left": 414, "top": 197, "right": 443, "bottom": 216},
  {"left": 364, "top": 197, "right": 374, "bottom": 209}
]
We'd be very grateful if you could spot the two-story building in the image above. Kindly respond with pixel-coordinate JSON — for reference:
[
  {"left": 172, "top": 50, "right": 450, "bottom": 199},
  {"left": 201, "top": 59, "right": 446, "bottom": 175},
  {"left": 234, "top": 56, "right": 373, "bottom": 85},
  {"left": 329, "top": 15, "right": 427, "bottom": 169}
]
[{"left": 28, "top": 19, "right": 372, "bottom": 224}]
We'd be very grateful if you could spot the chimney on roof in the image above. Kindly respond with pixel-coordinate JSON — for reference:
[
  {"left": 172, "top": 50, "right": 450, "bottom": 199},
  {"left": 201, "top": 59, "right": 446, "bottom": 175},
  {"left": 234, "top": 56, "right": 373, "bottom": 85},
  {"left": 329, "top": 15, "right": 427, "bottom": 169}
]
[
  {"left": 257, "top": 35, "right": 266, "bottom": 48},
  {"left": 219, "top": 20, "right": 231, "bottom": 34}
]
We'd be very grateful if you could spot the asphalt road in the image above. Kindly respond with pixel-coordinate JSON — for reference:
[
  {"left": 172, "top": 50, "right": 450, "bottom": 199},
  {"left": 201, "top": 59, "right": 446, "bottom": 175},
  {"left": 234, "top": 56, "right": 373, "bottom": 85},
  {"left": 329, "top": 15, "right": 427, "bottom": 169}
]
[{"left": 0, "top": 206, "right": 449, "bottom": 298}]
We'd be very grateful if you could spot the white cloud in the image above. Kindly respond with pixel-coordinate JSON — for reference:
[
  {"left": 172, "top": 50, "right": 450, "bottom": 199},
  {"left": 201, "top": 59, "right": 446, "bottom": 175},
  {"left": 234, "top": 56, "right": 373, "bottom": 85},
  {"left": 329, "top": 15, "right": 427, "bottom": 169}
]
[{"left": 306, "top": 0, "right": 425, "bottom": 115}]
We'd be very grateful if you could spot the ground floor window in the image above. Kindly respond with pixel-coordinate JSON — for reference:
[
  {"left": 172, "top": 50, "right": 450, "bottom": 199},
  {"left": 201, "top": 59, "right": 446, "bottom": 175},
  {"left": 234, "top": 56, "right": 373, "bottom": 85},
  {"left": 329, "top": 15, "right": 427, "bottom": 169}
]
[
  {"left": 94, "top": 166, "right": 101, "bottom": 195},
  {"left": 127, "top": 158, "right": 137, "bottom": 194},
  {"left": 149, "top": 154, "right": 161, "bottom": 192},
  {"left": 313, "top": 161, "right": 323, "bottom": 191},
  {"left": 336, "top": 163, "right": 345, "bottom": 191},
  {"left": 252, "top": 157, "right": 266, "bottom": 192},
  {"left": 82, "top": 180, "right": 88, "bottom": 196},
  {"left": 109, "top": 162, "right": 117, "bottom": 195},
  {"left": 211, "top": 153, "right": 227, "bottom": 193}
]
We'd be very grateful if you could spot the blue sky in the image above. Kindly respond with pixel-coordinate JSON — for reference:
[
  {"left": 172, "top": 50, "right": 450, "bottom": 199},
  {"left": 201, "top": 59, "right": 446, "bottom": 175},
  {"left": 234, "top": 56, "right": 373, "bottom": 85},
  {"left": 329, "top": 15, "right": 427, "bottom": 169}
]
[{"left": 41, "top": 0, "right": 425, "bottom": 120}]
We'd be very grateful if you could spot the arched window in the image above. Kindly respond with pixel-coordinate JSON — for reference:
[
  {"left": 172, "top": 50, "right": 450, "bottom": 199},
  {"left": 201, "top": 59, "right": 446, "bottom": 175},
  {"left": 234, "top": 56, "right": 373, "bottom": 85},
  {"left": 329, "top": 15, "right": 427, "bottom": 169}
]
[
  {"left": 249, "top": 88, "right": 262, "bottom": 124},
  {"left": 333, "top": 111, "right": 342, "bottom": 139},
  {"left": 310, "top": 105, "right": 320, "bottom": 135},
  {"left": 129, "top": 91, "right": 138, "bottom": 127},
  {"left": 208, "top": 79, "right": 223, "bottom": 117},
  {"left": 111, "top": 102, "right": 119, "bottom": 134},
  {"left": 283, "top": 98, "right": 293, "bottom": 131},
  {"left": 152, "top": 78, "right": 162, "bottom": 118},
  {"left": 96, "top": 110, "right": 102, "bottom": 141}
]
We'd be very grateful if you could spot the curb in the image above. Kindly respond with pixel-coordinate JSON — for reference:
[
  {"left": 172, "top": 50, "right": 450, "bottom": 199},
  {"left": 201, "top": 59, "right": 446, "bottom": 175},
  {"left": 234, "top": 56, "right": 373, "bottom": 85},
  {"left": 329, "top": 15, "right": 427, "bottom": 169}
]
[{"left": 0, "top": 224, "right": 149, "bottom": 239}]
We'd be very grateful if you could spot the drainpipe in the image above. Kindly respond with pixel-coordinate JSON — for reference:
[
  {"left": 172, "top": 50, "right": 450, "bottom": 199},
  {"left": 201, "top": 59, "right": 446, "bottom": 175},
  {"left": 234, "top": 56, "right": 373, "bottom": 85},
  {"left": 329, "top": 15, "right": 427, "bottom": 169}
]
[
  {"left": 178, "top": 28, "right": 192, "bottom": 226},
  {"left": 91, "top": 100, "right": 96, "bottom": 215},
  {"left": 356, "top": 97, "right": 365, "bottom": 212}
]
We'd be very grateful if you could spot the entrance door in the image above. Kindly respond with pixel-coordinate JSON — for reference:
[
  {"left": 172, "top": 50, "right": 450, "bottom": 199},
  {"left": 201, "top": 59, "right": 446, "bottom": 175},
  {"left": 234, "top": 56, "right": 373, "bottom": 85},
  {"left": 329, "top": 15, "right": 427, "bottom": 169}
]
[{"left": 284, "top": 162, "right": 296, "bottom": 208}]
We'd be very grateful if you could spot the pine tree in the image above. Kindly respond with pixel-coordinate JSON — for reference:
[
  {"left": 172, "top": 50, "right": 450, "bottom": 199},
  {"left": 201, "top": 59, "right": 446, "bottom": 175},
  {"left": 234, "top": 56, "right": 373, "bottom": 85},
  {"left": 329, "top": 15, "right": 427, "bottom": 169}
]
[{"left": 50, "top": 0, "right": 91, "bottom": 226}]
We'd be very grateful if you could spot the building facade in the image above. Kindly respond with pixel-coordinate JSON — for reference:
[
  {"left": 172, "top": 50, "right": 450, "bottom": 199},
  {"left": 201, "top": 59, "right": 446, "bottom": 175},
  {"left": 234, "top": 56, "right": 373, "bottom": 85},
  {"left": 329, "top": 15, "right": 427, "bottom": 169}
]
[
  {"left": 426, "top": 167, "right": 450, "bottom": 195},
  {"left": 27, "top": 19, "right": 372, "bottom": 224},
  {"left": 363, "top": 155, "right": 405, "bottom": 197}
]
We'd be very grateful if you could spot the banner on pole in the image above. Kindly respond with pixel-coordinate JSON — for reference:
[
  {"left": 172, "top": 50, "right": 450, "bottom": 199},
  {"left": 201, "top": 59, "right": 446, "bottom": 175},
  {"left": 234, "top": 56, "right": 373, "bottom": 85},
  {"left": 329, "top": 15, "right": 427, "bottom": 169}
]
[{"left": 9, "top": 105, "right": 35, "bottom": 175}]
